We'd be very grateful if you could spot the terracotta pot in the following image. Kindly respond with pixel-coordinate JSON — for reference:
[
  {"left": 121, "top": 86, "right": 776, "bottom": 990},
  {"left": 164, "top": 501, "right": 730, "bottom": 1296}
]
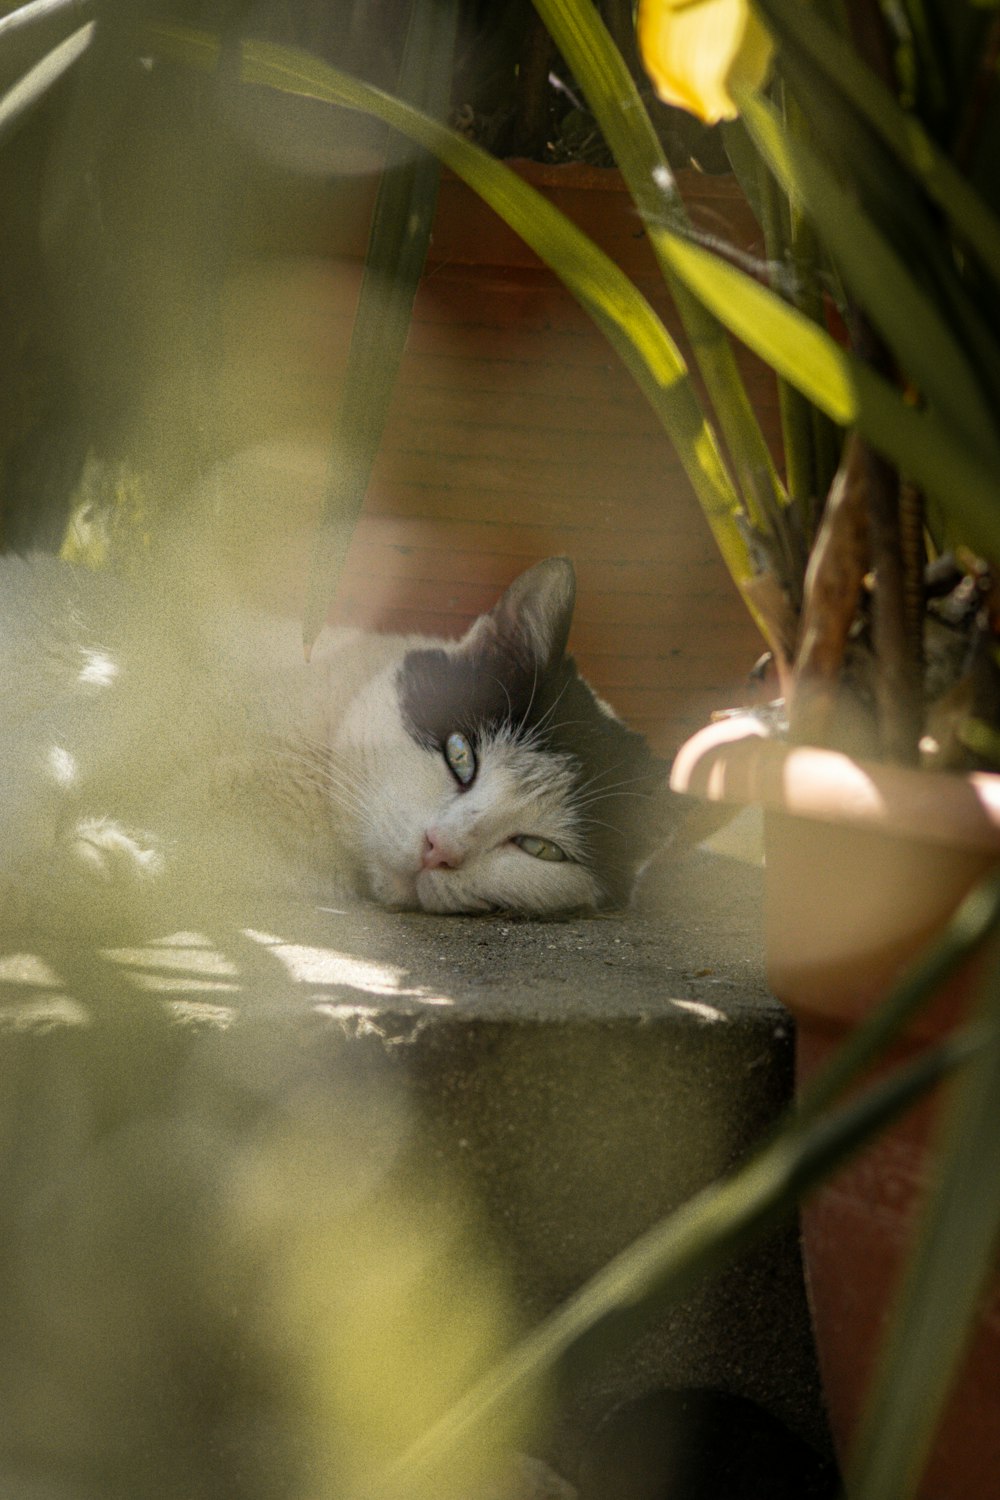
[{"left": 670, "top": 713, "right": 1000, "bottom": 1500}]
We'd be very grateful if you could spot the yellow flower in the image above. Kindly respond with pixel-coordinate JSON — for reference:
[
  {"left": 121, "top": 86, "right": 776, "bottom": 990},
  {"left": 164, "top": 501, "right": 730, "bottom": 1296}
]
[{"left": 637, "top": 0, "right": 774, "bottom": 124}]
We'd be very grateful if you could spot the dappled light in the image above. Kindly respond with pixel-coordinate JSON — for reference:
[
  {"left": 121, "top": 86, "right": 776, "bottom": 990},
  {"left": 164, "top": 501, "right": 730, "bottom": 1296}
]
[
  {"left": 46, "top": 743, "right": 77, "bottom": 786},
  {"left": 670, "top": 997, "right": 726, "bottom": 1024},
  {"left": 241, "top": 926, "right": 449, "bottom": 1000},
  {"left": 77, "top": 646, "right": 119, "bottom": 686},
  {"left": 103, "top": 932, "right": 241, "bottom": 994},
  {"left": 0, "top": 920, "right": 465, "bottom": 1018},
  {"left": 0, "top": 950, "right": 89, "bottom": 1031}
]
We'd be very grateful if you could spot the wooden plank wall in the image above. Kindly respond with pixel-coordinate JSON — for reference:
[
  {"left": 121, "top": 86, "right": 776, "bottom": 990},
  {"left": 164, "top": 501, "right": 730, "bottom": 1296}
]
[{"left": 220, "top": 165, "right": 782, "bottom": 756}]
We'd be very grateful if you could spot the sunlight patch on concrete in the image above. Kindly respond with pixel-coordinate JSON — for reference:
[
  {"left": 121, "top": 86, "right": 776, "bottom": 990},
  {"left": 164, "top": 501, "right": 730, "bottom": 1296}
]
[
  {"left": 0, "top": 954, "right": 89, "bottom": 1030},
  {"left": 47, "top": 745, "right": 78, "bottom": 787},
  {"left": 166, "top": 999, "right": 236, "bottom": 1028},
  {"left": 102, "top": 933, "right": 241, "bottom": 993},
  {"left": 242, "top": 928, "right": 451, "bottom": 1003},
  {"left": 670, "top": 997, "right": 727, "bottom": 1024},
  {"left": 127, "top": 975, "right": 242, "bottom": 994},
  {"left": 78, "top": 647, "right": 119, "bottom": 686},
  {"left": 104, "top": 936, "right": 238, "bottom": 975},
  {"left": 0, "top": 994, "right": 90, "bottom": 1031},
  {"left": 0, "top": 953, "right": 65, "bottom": 987}
]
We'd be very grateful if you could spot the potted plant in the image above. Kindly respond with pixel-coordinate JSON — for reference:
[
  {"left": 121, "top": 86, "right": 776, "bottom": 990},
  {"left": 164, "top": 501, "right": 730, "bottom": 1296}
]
[{"left": 642, "top": 3, "right": 1000, "bottom": 1495}]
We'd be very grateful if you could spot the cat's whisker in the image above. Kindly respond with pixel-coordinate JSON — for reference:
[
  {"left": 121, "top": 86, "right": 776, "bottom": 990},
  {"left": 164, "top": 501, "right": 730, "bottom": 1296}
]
[
  {"left": 519, "top": 678, "right": 573, "bottom": 742},
  {"left": 572, "top": 790, "right": 661, "bottom": 816},
  {"left": 525, "top": 712, "right": 601, "bottom": 742},
  {"left": 574, "top": 800, "right": 651, "bottom": 827},
  {"left": 574, "top": 762, "right": 665, "bottom": 797},
  {"left": 513, "top": 663, "right": 542, "bottom": 739},
  {"left": 266, "top": 768, "right": 368, "bottom": 817},
  {"left": 572, "top": 814, "right": 641, "bottom": 854},
  {"left": 575, "top": 774, "right": 668, "bottom": 810},
  {"left": 320, "top": 771, "right": 375, "bottom": 815}
]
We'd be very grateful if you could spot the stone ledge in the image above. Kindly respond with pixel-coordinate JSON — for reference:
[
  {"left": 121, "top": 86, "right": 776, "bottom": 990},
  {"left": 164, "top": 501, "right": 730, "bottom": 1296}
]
[{"left": 0, "top": 850, "right": 833, "bottom": 1495}]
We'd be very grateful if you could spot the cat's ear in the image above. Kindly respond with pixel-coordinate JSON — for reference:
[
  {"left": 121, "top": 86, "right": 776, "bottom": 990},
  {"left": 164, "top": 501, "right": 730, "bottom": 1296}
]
[{"left": 469, "top": 557, "right": 576, "bottom": 673}]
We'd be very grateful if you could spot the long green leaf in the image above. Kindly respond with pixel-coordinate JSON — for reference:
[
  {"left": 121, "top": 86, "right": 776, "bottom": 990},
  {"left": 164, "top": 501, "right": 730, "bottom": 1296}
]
[
  {"left": 752, "top": 0, "right": 1000, "bottom": 283},
  {"left": 749, "top": 102, "right": 819, "bottom": 557},
  {"left": 739, "top": 87, "right": 1000, "bottom": 458},
  {"left": 147, "top": 22, "right": 761, "bottom": 608},
  {"left": 0, "top": 0, "right": 89, "bottom": 41},
  {"left": 149, "top": 21, "right": 1000, "bottom": 590},
  {"left": 532, "top": 0, "right": 788, "bottom": 536},
  {"left": 301, "top": 0, "right": 457, "bottom": 653},
  {"left": 366, "top": 1037, "right": 978, "bottom": 1497},
  {"left": 642, "top": 218, "right": 1000, "bottom": 564},
  {"left": 0, "top": 17, "right": 92, "bottom": 143},
  {"left": 757, "top": 0, "right": 1000, "bottom": 428},
  {"left": 149, "top": 22, "right": 1000, "bottom": 574},
  {"left": 849, "top": 944, "right": 1000, "bottom": 1500}
]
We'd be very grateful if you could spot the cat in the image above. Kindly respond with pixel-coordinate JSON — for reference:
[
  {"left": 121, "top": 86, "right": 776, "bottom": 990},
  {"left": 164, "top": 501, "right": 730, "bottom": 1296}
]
[{"left": 0, "top": 551, "right": 667, "bottom": 931}]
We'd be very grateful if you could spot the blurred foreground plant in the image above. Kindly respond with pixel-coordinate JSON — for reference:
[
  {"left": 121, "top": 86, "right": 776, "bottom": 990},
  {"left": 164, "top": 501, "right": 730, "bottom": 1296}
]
[{"left": 5, "top": 3, "right": 1000, "bottom": 1497}]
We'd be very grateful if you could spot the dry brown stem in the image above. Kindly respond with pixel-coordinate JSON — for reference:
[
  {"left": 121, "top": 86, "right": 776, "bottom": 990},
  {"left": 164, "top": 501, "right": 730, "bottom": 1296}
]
[
  {"left": 789, "top": 433, "right": 870, "bottom": 745},
  {"left": 740, "top": 570, "right": 798, "bottom": 701},
  {"left": 870, "top": 468, "right": 924, "bottom": 764}
]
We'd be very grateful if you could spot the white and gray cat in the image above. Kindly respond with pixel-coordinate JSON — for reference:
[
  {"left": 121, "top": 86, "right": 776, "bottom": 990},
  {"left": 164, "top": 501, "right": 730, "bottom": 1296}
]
[{"left": 0, "top": 551, "right": 666, "bottom": 930}]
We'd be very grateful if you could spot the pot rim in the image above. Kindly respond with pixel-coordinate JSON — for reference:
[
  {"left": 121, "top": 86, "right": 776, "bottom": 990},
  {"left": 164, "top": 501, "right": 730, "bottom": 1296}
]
[{"left": 670, "top": 713, "right": 1000, "bottom": 856}]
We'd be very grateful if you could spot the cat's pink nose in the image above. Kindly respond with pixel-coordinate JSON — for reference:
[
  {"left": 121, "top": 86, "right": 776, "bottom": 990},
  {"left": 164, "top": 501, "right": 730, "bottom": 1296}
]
[{"left": 421, "top": 830, "right": 463, "bottom": 870}]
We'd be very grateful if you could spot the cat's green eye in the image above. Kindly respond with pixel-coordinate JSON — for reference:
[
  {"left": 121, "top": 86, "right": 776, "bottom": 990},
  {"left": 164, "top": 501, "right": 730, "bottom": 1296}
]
[
  {"left": 513, "top": 834, "right": 568, "bottom": 862},
  {"left": 444, "top": 731, "right": 476, "bottom": 786}
]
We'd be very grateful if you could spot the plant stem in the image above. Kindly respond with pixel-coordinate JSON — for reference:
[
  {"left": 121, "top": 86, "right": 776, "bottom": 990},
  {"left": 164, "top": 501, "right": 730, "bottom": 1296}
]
[
  {"left": 842, "top": 0, "right": 895, "bottom": 85},
  {"left": 847, "top": 293, "right": 926, "bottom": 761},
  {"left": 512, "top": 11, "right": 552, "bottom": 159},
  {"left": 865, "top": 444, "right": 923, "bottom": 762},
  {"left": 790, "top": 432, "right": 870, "bottom": 746},
  {"left": 755, "top": 144, "right": 812, "bottom": 520},
  {"left": 952, "top": 11, "right": 1000, "bottom": 173}
]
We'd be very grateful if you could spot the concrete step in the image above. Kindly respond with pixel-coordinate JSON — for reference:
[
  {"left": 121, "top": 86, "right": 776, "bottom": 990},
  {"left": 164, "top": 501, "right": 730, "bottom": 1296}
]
[{"left": 0, "top": 851, "right": 834, "bottom": 1498}]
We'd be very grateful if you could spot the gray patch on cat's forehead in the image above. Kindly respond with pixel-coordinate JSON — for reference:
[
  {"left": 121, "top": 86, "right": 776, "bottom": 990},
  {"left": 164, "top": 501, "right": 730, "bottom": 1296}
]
[
  {"left": 398, "top": 634, "right": 668, "bottom": 907},
  {"left": 397, "top": 638, "right": 538, "bottom": 749}
]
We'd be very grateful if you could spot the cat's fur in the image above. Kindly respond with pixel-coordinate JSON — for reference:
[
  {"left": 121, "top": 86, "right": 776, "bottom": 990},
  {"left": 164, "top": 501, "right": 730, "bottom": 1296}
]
[{"left": 0, "top": 552, "right": 666, "bottom": 929}]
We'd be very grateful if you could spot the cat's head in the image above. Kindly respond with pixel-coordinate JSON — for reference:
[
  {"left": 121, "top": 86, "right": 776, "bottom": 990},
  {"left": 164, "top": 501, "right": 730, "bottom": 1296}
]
[{"left": 330, "top": 558, "right": 669, "bottom": 914}]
